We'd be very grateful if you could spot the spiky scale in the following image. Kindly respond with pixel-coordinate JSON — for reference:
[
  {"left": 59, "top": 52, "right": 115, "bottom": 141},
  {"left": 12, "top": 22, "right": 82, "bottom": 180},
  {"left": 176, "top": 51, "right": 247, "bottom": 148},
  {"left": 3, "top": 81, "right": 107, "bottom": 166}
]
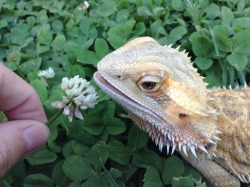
[
  {"left": 182, "top": 144, "right": 188, "bottom": 156},
  {"left": 201, "top": 132, "right": 211, "bottom": 139},
  {"left": 207, "top": 139, "right": 216, "bottom": 144},
  {"left": 171, "top": 135, "right": 175, "bottom": 142},
  {"left": 178, "top": 142, "right": 183, "bottom": 152},
  {"left": 148, "top": 131, "right": 152, "bottom": 137},
  {"left": 159, "top": 143, "right": 163, "bottom": 152},
  {"left": 241, "top": 175, "right": 247, "bottom": 183},
  {"left": 171, "top": 142, "right": 177, "bottom": 155},
  {"left": 212, "top": 135, "right": 221, "bottom": 141},
  {"left": 157, "top": 137, "right": 162, "bottom": 151},
  {"left": 216, "top": 130, "right": 222, "bottom": 134},
  {"left": 166, "top": 142, "right": 170, "bottom": 155},
  {"left": 238, "top": 175, "right": 243, "bottom": 182},
  {"left": 190, "top": 145, "right": 197, "bottom": 158},
  {"left": 198, "top": 144, "right": 208, "bottom": 153}
]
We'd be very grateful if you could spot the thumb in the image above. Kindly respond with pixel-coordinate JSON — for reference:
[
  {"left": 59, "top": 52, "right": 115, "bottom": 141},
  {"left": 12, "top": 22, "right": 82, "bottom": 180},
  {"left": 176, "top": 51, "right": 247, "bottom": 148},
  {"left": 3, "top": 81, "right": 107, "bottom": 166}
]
[{"left": 0, "top": 120, "right": 49, "bottom": 177}]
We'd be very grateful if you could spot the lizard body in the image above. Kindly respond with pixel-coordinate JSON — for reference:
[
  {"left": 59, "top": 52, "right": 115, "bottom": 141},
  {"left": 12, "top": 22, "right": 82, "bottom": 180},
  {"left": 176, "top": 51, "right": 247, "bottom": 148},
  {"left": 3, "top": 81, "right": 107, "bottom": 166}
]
[{"left": 94, "top": 37, "right": 250, "bottom": 186}]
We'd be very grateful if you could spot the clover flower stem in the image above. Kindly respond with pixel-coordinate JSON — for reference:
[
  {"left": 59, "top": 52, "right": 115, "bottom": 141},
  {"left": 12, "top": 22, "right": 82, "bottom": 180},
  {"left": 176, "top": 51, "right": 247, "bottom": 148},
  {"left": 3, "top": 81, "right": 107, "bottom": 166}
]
[
  {"left": 100, "top": 158, "right": 119, "bottom": 187},
  {"left": 246, "top": 67, "right": 250, "bottom": 73},
  {"left": 46, "top": 109, "right": 63, "bottom": 126},
  {"left": 13, "top": 61, "right": 25, "bottom": 79},
  {"left": 40, "top": 76, "right": 48, "bottom": 87},
  {"left": 0, "top": 43, "right": 13, "bottom": 47}
]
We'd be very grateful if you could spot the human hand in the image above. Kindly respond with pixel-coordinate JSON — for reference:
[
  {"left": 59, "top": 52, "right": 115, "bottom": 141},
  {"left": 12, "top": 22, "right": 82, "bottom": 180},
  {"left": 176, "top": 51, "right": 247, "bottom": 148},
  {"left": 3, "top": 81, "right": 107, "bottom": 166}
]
[{"left": 0, "top": 63, "right": 49, "bottom": 177}]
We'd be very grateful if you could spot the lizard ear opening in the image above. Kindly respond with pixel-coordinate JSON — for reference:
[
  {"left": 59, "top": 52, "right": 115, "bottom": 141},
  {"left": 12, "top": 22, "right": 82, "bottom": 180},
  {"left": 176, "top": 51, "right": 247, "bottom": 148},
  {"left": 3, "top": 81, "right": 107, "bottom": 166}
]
[{"left": 179, "top": 113, "right": 188, "bottom": 119}]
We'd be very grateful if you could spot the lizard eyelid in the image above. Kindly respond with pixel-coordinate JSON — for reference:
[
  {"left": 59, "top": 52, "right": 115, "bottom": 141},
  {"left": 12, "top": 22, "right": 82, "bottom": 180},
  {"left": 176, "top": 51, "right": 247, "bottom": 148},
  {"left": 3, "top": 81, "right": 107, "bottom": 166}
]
[{"left": 138, "top": 75, "right": 161, "bottom": 83}]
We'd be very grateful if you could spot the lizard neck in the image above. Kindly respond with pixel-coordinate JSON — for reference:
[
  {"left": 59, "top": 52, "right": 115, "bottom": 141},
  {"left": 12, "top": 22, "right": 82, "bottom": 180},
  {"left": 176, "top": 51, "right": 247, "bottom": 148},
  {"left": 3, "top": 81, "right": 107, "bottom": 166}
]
[
  {"left": 207, "top": 88, "right": 250, "bottom": 178},
  {"left": 207, "top": 88, "right": 250, "bottom": 146},
  {"left": 207, "top": 88, "right": 250, "bottom": 137},
  {"left": 207, "top": 88, "right": 250, "bottom": 125}
]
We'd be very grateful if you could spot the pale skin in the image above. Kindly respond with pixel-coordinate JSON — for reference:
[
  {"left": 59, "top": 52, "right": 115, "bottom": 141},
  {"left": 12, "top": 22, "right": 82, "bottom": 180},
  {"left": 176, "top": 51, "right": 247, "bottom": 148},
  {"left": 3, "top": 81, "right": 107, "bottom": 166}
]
[{"left": 0, "top": 63, "right": 49, "bottom": 177}]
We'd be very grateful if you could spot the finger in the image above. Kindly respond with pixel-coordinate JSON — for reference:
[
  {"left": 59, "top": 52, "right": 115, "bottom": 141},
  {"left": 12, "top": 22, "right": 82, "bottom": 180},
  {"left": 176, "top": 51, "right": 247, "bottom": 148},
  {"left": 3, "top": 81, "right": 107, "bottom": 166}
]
[
  {"left": 0, "top": 63, "right": 47, "bottom": 122},
  {"left": 0, "top": 120, "right": 49, "bottom": 177}
]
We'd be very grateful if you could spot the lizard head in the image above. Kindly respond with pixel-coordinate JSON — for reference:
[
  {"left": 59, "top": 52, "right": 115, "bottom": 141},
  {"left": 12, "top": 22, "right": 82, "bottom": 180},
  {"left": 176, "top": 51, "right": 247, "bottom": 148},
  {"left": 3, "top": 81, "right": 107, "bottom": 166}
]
[{"left": 94, "top": 37, "right": 220, "bottom": 157}]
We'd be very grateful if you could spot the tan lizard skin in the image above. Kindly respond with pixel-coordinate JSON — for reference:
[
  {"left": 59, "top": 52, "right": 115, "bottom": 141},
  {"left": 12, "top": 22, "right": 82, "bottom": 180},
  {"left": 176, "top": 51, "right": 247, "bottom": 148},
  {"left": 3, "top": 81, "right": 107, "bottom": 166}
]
[{"left": 94, "top": 37, "right": 250, "bottom": 187}]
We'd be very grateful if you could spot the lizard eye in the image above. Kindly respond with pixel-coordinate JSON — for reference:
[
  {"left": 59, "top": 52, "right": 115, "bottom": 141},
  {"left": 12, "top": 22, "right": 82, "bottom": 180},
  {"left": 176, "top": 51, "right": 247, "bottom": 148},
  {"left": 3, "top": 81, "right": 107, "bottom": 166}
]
[
  {"left": 137, "top": 75, "right": 162, "bottom": 93},
  {"left": 141, "top": 82, "right": 156, "bottom": 90}
]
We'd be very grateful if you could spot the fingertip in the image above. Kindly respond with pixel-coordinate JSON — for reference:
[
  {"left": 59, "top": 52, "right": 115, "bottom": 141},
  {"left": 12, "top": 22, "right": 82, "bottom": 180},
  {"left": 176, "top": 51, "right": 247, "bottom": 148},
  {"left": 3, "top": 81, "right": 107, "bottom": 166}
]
[
  {"left": 0, "top": 120, "right": 50, "bottom": 177},
  {"left": 22, "top": 121, "right": 50, "bottom": 154}
]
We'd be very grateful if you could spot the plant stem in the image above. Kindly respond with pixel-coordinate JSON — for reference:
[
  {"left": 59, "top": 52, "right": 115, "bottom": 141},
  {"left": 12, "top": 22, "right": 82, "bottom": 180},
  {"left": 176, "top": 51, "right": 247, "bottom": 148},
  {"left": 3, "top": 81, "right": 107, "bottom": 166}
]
[
  {"left": 0, "top": 43, "right": 17, "bottom": 47},
  {"left": 13, "top": 61, "right": 25, "bottom": 79},
  {"left": 245, "top": 67, "right": 250, "bottom": 73},
  {"left": 100, "top": 158, "right": 119, "bottom": 187},
  {"left": 46, "top": 109, "right": 63, "bottom": 126}
]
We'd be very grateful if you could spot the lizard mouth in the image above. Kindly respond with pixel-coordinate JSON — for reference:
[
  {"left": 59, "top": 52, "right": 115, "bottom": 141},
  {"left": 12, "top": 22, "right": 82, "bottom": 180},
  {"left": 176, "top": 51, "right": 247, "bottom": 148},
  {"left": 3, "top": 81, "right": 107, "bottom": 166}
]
[{"left": 94, "top": 72, "right": 159, "bottom": 118}]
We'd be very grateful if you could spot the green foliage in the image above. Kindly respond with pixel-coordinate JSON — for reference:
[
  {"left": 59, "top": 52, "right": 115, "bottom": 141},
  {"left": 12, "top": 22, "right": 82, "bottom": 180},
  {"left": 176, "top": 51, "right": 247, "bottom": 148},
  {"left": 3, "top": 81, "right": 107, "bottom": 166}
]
[
  {"left": 172, "top": 175, "right": 194, "bottom": 187},
  {"left": 162, "top": 156, "right": 185, "bottom": 184},
  {"left": 24, "top": 174, "right": 54, "bottom": 187},
  {"left": 0, "top": 0, "right": 249, "bottom": 186},
  {"left": 144, "top": 167, "right": 163, "bottom": 187},
  {"left": 62, "top": 155, "right": 93, "bottom": 181}
]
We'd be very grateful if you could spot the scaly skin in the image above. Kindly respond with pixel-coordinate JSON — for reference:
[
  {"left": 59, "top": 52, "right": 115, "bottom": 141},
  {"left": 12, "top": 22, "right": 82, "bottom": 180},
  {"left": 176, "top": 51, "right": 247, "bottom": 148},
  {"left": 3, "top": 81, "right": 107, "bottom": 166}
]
[{"left": 94, "top": 37, "right": 250, "bottom": 186}]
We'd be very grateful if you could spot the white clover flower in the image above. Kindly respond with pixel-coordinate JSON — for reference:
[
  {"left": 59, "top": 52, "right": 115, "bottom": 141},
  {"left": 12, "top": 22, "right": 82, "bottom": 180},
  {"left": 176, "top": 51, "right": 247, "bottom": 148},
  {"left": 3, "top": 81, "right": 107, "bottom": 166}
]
[
  {"left": 77, "top": 1, "right": 89, "bottom": 10},
  {"left": 52, "top": 75, "right": 98, "bottom": 122},
  {"left": 38, "top": 67, "right": 55, "bottom": 78}
]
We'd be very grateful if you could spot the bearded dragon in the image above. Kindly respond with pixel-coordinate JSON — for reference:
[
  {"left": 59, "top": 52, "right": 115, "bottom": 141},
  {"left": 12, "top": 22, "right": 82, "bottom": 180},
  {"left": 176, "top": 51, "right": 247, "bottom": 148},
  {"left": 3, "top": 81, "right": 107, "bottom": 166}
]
[{"left": 93, "top": 37, "right": 250, "bottom": 187}]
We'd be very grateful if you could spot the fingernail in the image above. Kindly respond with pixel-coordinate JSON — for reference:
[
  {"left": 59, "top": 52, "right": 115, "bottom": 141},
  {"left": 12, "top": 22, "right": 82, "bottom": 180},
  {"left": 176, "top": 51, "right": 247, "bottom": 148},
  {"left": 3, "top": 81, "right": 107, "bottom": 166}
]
[{"left": 22, "top": 122, "right": 50, "bottom": 154}]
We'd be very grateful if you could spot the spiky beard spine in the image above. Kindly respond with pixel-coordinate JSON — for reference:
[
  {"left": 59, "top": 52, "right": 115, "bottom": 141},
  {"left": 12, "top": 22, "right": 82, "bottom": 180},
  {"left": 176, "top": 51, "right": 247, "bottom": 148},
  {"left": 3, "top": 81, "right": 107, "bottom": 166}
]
[{"left": 130, "top": 112, "right": 221, "bottom": 158}]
